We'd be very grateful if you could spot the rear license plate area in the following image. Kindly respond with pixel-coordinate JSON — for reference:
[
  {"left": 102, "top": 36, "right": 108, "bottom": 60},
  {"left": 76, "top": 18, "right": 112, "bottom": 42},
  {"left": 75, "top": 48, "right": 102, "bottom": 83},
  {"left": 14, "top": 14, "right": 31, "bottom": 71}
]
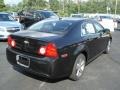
[{"left": 16, "top": 55, "right": 30, "bottom": 68}]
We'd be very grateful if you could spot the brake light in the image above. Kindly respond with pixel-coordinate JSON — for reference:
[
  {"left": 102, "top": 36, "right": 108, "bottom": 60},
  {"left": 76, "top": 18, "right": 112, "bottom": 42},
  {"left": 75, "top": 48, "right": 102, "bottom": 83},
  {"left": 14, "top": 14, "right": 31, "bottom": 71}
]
[
  {"left": 38, "top": 43, "right": 58, "bottom": 58},
  {"left": 8, "top": 36, "right": 16, "bottom": 48}
]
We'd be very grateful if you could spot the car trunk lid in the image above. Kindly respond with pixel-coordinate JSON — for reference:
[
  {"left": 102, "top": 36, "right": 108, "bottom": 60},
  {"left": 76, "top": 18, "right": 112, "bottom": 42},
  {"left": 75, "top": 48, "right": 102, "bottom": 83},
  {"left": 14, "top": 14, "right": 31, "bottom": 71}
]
[{"left": 10, "top": 31, "right": 62, "bottom": 56}]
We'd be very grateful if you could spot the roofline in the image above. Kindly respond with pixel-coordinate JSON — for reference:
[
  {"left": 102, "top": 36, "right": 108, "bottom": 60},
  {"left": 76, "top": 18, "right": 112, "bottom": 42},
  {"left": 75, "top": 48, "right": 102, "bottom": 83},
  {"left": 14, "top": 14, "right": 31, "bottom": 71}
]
[
  {"left": 0, "top": 12, "right": 8, "bottom": 14},
  {"left": 62, "top": 17, "right": 88, "bottom": 21}
]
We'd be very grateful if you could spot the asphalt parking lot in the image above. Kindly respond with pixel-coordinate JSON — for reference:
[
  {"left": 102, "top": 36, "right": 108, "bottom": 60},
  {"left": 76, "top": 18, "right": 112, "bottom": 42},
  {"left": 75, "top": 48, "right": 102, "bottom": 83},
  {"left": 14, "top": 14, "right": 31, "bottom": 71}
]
[{"left": 0, "top": 31, "right": 120, "bottom": 90}]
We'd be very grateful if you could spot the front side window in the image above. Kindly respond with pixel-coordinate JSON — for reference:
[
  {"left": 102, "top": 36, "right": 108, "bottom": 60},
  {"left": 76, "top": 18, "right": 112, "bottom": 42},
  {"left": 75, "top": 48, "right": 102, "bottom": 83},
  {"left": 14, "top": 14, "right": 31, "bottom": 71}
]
[
  {"left": 41, "top": 11, "right": 57, "bottom": 18},
  {"left": 94, "top": 22, "right": 104, "bottom": 32},
  {"left": 33, "top": 12, "right": 43, "bottom": 19}
]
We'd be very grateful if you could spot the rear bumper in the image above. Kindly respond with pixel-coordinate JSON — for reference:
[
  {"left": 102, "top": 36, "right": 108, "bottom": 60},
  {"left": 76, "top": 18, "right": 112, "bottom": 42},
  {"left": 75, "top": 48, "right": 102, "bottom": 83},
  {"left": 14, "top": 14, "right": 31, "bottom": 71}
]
[
  {"left": 0, "top": 31, "right": 13, "bottom": 40},
  {"left": 6, "top": 47, "right": 72, "bottom": 79},
  {"left": 0, "top": 34, "right": 9, "bottom": 40}
]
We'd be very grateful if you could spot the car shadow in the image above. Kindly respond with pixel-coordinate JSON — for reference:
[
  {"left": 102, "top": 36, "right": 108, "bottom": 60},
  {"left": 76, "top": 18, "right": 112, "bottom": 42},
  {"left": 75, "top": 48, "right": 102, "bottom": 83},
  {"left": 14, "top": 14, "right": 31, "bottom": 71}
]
[
  {"left": 13, "top": 66, "right": 68, "bottom": 83},
  {"left": 0, "top": 39, "right": 7, "bottom": 42}
]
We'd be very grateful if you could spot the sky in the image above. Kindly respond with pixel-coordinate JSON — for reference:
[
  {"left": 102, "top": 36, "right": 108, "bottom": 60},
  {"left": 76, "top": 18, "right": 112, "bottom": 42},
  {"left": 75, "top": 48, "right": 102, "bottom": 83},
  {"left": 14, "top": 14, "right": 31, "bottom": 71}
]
[
  {"left": 4, "top": 0, "right": 89, "bottom": 5},
  {"left": 4, "top": 0, "right": 22, "bottom": 5}
]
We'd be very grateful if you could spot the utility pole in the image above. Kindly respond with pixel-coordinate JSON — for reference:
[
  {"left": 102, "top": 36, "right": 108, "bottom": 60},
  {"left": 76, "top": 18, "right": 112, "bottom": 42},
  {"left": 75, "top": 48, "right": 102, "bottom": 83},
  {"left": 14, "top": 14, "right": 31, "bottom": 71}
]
[
  {"left": 59, "top": 0, "right": 61, "bottom": 10},
  {"left": 48, "top": 0, "right": 51, "bottom": 9},
  {"left": 77, "top": 0, "right": 80, "bottom": 14},
  {"left": 63, "top": 0, "right": 65, "bottom": 13},
  {"left": 115, "top": 0, "right": 118, "bottom": 16}
]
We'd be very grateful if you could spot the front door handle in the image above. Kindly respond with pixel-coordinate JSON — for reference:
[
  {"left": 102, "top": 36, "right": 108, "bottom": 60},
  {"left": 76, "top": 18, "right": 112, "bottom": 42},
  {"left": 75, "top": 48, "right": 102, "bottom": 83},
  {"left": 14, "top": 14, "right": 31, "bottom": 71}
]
[{"left": 87, "top": 38, "right": 93, "bottom": 41}]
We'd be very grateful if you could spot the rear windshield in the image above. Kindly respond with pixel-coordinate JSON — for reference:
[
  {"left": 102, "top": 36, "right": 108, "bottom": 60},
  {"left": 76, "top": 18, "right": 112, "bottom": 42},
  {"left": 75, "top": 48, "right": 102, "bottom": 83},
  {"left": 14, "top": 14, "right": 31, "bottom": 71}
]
[
  {"left": 28, "top": 20, "right": 73, "bottom": 34},
  {"left": 0, "top": 14, "right": 14, "bottom": 21},
  {"left": 71, "top": 15, "right": 83, "bottom": 18},
  {"left": 100, "top": 16, "right": 113, "bottom": 19}
]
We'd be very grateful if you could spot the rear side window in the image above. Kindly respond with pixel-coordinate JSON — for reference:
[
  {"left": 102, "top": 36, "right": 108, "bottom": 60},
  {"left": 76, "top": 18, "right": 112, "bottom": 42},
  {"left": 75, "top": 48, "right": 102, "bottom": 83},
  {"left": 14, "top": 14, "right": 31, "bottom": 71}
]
[
  {"left": 86, "top": 23, "right": 95, "bottom": 34},
  {"left": 81, "top": 22, "right": 95, "bottom": 36},
  {"left": 81, "top": 23, "right": 87, "bottom": 36}
]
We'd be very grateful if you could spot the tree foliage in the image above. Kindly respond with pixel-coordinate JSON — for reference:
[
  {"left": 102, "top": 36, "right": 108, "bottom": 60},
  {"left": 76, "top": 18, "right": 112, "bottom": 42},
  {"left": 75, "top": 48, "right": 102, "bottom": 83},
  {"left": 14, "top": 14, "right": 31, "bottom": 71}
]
[
  {"left": 4, "top": 0, "right": 120, "bottom": 16},
  {"left": 0, "top": 0, "right": 7, "bottom": 11}
]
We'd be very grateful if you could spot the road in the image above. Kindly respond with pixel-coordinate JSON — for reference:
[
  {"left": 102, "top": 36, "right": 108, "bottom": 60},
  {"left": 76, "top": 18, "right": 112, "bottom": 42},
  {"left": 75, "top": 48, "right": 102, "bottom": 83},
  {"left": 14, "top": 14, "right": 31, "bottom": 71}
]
[{"left": 0, "top": 31, "right": 120, "bottom": 90}]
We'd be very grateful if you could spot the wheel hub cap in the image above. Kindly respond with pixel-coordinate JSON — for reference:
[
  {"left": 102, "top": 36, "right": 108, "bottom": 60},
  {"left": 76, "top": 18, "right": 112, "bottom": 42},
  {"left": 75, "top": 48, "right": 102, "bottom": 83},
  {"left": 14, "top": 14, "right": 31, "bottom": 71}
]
[{"left": 76, "top": 59, "right": 85, "bottom": 77}]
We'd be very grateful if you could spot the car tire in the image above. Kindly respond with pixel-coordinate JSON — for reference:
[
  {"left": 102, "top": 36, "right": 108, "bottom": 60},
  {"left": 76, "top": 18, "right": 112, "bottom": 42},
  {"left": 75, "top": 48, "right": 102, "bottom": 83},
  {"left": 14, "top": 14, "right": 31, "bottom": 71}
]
[
  {"left": 69, "top": 53, "right": 86, "bottom": 81},
  {"left": 21, "top": 23, "right": 26, "bottom": 30},
  {"left": 104, "top": 40, "right": 111, "bottom": 54}
]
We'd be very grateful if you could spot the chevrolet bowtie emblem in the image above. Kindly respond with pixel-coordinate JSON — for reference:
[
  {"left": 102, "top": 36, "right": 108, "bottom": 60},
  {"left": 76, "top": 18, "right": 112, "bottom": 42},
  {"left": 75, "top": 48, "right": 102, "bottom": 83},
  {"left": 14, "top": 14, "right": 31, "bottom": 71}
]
[{"left": 24, "top": 40, "right": 29, "bottom": 44}]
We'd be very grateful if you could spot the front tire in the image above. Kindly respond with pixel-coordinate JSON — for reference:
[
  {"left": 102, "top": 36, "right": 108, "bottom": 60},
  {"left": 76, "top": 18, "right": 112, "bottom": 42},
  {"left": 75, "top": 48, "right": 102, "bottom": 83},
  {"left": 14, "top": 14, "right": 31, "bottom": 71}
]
[{"left": 70, "top": 54, "right": 86, "bottom": 81}]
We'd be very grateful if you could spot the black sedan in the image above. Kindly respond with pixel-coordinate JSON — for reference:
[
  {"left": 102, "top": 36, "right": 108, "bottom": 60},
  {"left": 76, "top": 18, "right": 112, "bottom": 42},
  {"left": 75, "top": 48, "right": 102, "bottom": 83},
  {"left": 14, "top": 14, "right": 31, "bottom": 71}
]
[{"left": 6, "top": 18, "right": 112, "bottom": 81}]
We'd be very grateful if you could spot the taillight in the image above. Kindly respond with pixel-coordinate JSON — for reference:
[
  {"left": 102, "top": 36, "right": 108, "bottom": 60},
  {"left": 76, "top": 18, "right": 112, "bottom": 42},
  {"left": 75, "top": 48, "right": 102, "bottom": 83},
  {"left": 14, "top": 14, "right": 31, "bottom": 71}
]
[
  {"left": 8, "top": 36, "right": 16, "bottom": 48},
  {"left": 38, "top": 43, "right": 58, "bottom": 58}
]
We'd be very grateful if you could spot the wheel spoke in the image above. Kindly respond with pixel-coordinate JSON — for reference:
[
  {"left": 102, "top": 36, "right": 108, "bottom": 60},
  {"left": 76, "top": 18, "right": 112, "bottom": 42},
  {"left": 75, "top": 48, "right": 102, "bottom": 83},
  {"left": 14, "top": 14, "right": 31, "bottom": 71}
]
[
  {"left": 107, "top": 41, "right": 111, "bottom": 51},
  {"left": 76, "top": 68, "right": 82, "bottom": 76},
  {"left": 76, "top": 58, "right": 85, "bottom": 77}
]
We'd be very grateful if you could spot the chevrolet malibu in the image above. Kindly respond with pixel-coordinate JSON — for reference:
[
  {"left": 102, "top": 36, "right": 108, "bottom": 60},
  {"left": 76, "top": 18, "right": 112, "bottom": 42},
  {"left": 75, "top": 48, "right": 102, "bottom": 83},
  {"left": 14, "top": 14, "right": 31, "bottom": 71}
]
[{"left": 6, "top": 18, "right": 112, "bottom": 81}]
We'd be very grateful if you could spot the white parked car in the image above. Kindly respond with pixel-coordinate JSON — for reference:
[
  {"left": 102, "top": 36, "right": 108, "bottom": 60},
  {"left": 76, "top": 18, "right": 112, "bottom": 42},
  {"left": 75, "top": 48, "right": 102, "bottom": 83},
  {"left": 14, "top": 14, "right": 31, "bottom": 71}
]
[
  {"left": 70, "top": 14, "right": 84, "bottom": 18},
  {"left": 0, "top": 12, "right": 24, "bottom": 40},
  {"left": 94, "top": 15, "right": 117, "bottom": 32}
]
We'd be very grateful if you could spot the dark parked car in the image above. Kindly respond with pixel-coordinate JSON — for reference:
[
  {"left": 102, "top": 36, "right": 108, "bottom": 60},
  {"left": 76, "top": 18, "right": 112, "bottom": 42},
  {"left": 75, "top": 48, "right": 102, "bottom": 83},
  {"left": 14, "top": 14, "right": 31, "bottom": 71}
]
[
  {"left": 17, "top": 10, "right": 59, "bottom": 28},
  {"left": 6, "top": 18, "right": 112, "bottom": 81}
]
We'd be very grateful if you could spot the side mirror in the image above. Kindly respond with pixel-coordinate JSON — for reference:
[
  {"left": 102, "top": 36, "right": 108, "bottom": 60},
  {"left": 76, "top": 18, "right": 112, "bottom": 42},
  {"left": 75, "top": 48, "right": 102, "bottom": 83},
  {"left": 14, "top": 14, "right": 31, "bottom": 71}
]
[
  {"left": 98, "top": 29, "right": 110, "bottom": 36},
  {"left": 103, "top": 28, "right": 110, "bottom": 33}
]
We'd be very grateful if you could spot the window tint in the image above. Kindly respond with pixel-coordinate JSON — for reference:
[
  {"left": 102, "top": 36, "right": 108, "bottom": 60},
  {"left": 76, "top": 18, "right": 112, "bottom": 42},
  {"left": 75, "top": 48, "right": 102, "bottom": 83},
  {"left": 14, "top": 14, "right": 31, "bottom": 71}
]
[
  {"left": 94, "top": 22, "right": 104, "bottom": 32},
  {"left": 0, "top": 14, "right": 14, "bottom": 21},
  {"left": 41, "top": 11, "right": 57, "bottom": 18},
  {"left": 81, "top": 22, "right": 95, "bottom": 36},
  {"left": 33, "top": 12, "right": 44, "bottom": 19},
  {"left": 100, "top": 16, "right": 113, "bottom": 19},
  {"left": 85, "top": 23, "right": 95, "bottom": 34},
  {"left": 28, "top": 20, "right": 73, "bottom": 34},
  {"left": 81, "top": 23, "right": 87, "bottom": 36}
]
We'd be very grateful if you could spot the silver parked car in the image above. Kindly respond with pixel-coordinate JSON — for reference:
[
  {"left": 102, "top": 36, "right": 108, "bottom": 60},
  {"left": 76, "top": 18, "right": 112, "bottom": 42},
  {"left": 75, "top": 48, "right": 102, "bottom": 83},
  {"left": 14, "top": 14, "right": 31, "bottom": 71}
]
[{"left": 0, "top": 12, "right": 24, "bottom": 40}]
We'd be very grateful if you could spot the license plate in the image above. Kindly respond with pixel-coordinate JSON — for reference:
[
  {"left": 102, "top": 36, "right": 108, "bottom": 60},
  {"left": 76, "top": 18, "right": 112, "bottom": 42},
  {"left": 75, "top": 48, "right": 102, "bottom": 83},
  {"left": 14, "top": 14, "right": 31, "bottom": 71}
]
[{"left": 16, "top": 55, "right": 30, "bottom": 68}]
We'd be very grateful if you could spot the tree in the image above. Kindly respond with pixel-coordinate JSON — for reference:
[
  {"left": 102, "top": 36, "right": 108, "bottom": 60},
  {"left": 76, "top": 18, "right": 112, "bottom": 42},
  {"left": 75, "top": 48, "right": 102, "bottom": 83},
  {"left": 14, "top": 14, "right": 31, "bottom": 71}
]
[
  {"left": 5, "top": 0, "right": 120, "bottom": 16},
  {"left": 49, "top": 0, "right": 59, "bottom": 11},
  {"left": 0, "top": 0, "right": 7, "bottom": 11},
  {"left": 18, "top": 0, "right": 47, "bottom": 11}
]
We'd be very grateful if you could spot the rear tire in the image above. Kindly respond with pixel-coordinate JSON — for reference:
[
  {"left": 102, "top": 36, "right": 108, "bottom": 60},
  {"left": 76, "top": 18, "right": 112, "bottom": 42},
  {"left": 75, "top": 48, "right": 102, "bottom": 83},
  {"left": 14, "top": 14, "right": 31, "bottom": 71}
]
[{"left": 69, "top": 54, "right": 86, "bottom": 81}]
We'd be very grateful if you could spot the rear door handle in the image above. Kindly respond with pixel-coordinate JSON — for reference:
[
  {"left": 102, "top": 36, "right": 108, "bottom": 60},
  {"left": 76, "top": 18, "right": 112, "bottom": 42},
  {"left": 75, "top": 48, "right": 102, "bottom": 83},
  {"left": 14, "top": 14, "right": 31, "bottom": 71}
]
[{"left": 94, "top": 37, "right": 99, "bottom": 39}]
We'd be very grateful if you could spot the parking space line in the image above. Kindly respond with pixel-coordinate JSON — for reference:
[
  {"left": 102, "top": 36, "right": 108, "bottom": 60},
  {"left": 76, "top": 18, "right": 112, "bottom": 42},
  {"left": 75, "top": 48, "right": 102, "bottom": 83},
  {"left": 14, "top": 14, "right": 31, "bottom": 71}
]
[{"left": 39, "top": 82, "right": 46, "bottom": 90}]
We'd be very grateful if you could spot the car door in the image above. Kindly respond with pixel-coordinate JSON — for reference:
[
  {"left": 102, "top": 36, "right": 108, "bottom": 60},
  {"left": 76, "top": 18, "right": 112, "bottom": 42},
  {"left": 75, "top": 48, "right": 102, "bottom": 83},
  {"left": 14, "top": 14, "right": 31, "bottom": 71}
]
[
  {"left": 93, "top": 21, "right": 110, "bottom": 52},
  {"left": 81, "top": 21, "right": 101, "bottom": 60}
]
